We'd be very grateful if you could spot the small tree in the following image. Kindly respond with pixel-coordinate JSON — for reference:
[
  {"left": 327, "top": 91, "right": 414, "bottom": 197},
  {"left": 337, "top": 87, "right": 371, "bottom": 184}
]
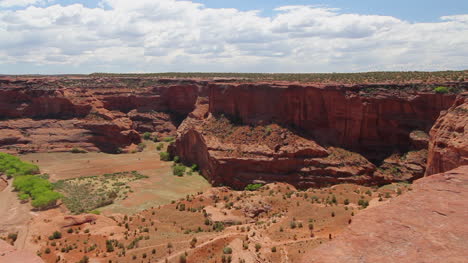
[{"left": 159, "top": 152, "right": 171, "bottom": 161}]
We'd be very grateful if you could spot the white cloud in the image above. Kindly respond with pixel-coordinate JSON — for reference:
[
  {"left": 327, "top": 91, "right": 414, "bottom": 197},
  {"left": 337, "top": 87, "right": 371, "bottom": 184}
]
[{"left": 0, "top": 0, "right": 467, "bottom": 73}]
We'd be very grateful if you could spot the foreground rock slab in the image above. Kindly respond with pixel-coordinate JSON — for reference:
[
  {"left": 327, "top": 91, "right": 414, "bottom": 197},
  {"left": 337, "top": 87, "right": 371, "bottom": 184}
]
[
  {"left": 302, "top": 166, "right": 468, "bottom": 263},
  {"left": 0, "top": 240, "right": 43, "bottom": 263}
]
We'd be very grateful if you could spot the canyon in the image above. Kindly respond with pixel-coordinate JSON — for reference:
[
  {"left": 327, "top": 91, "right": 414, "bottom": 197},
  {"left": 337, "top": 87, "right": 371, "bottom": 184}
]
[
  {"left": 0, "top": 74, "right": 467, "bottom": 263},
  {"left": 1, "top": 76, "right": 466, "bottom": 189}
]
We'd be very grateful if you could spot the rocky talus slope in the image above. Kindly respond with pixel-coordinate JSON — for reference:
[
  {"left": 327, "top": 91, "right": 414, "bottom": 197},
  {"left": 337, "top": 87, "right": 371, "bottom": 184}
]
[{"left": 302, "top": 165, "right": 468, "bottom": 263}]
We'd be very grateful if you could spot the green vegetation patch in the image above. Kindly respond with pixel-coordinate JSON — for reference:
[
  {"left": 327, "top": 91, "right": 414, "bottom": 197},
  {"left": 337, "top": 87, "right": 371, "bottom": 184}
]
[
  {"left": 0, "top": 152, "right": 60, "bottom": 210},
  {"left": 13, "top": 175, "right": 62, "bottom": 209},
  {"left": 245, "top": 184, "right": 263, "bottom": 191},
  {"left": 0, "top": 152, "right": 39, "bottom": 179},
  {"left": 54, "top": 171, "right": 148, "bottom": 214},
  {"left": 434, "top": 86, "right": 451, "bottom": 94}
]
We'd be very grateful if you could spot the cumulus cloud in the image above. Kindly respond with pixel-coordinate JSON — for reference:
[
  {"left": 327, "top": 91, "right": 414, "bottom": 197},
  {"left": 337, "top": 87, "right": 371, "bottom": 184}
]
[{"left": 0, "top": 0, "right": 467, "bottom": 73}]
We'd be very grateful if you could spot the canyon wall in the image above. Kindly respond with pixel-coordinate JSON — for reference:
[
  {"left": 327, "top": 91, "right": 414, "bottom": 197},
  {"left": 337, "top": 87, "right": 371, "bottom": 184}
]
[
  {"left": 0, "top": 77, "right": 204, "bottom": 153},
  {"left": 209, "top": 84, "right": 457, "bottom": 159},
  {"left": 1, "top": 76, "right": 466, "bottom": 188},
  {"left": 171, "top": 83, "right": 465, "bottom": 188},
  {"left": 426, "top": 93, "right": 468, "bottom": 175}
]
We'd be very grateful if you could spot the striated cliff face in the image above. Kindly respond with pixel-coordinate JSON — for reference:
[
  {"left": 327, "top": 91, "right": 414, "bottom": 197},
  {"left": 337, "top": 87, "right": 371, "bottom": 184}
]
[
  {"left": 302, "top": 166, "right": 468, "bottom": 263},
  {"left": 426, "top": 93, "right": 468, "bottom": 175},
  {"left": 171, "top": 83, "right": 464, "bottom": 188},
  {"left": 209, "top": 84, "right": 457, "bottom": 159},
  {"left": 0, "top": 77, "right": 203, "bottom": 153},
  {"left": 170, "top": 98, "right": 377, "bottom": 188}
]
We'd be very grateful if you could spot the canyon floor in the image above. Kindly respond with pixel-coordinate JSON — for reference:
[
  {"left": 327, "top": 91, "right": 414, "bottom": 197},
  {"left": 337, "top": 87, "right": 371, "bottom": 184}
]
[{"left": 1, "top": 143, "right": 413, "bottom": 263}]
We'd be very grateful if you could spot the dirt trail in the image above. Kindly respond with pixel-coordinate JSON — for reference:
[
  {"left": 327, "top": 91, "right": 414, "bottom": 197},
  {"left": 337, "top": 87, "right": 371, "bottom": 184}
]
[{"left": 0, "top": 181, "right": 33, "bottom": 250}]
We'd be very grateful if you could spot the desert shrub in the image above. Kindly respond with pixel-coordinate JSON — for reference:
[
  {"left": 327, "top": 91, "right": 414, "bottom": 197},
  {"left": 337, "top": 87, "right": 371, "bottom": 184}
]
[
  {"left": 244, "top": 184, "right": 263, "bottom": 191},
  {"left": 213, "top": 222, "right": 225, "bottom": 232},
  {"left": 343, "top": 199, "right": 350, "bottom": 205},
  {"left": 50, "top": 231, "right": 62, "bottom": 239},
  {"left": 434, "top": 86, "right": 450, "bottom": 94},
  {"left": 71, "top": 148, "right": 87, "bottom": 154},
  {"left": 255, "top": 243, "right": 261, "bottom": 252},
  {"left": 223, "top": 247, "right": 233, "bottom": 254},
  {"left": 163, "top": 137, "right": 175, "bottom": 142},
  {"left": 106, "top": 240, "right": 114, "bottom": 252},
  {"left": 143, "top": 132, "right": 152, "bottom": 140},
  {"left": 271, "top": 247, "right": 277, "bottom": 252},
  {"left": 358, "top": 199, "right": 369, "bottom": 208},
  {"left": 159, "top": 152, "right": 171, "bottom": 161},
  {"left": 179, "top": 254, "right": 187, "bottom": 263},
  {"left": 156, "top": 143, "right": 164, "bottom": 151},
  {"left": 8, "top": 233, "right": 18, "bottom": 242},
  {"left": 172, "top": 164, "right": 186, "bottom": 177}
]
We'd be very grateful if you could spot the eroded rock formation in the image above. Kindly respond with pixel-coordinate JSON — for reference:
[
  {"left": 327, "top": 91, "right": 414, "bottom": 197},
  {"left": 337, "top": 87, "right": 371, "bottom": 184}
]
[
  {"left": 302, "top": 166, "right": 468, "bottom": 263},
  {"left": 171, "top": 83, "right": 465, "bottom": 188},
  {"left": 426, "top": 93, "right": 468, "bottom": 175},
  {"left": 0, "top": 77, "right": 203, "bottom": 153}
]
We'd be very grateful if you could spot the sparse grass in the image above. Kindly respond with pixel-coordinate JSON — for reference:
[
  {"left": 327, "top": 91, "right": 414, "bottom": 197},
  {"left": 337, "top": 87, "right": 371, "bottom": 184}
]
[{"left": 54, "top": 171, "right": 148, "bottom": 214}]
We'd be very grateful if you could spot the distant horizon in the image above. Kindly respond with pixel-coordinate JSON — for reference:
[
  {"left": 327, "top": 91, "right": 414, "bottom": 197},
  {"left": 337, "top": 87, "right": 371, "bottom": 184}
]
[{"left": 1, "top": 69, "right": 468, "bottom": 76}]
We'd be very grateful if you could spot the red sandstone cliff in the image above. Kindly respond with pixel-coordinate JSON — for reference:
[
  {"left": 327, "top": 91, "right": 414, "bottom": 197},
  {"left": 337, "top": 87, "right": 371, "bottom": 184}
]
[
  {"left": 170, "top": 83, "right": 463, "bottom": 188},
  {"left": 302, "top": 166, "right": 468, "bottom": 263},
  {"left": 0, "top": 77, "right": 203, "bottom": 153},
  {"left": 426, "top": 93, "right": 468, "bottom": 175},
  {"left": 208, "top": 84, "right": 457, "bottom": 159}
]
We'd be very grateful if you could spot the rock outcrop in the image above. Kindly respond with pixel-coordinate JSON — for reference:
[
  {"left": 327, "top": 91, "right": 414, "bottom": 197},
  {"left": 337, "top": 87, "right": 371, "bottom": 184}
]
[
  {"left": 0, "top": 239, "right": 44, "bottom": 263},
  {"left": 209, "top": 84, "right": 457, "bottom": 160},
  {"left": 302, "top": 166, "right": 468, "bottom": 263},
  {"left": 426, "top": 93, "right": 468, "bottom": 175},
  {"left": 0, "top": 77, "right": 203, "bottom": 153}
]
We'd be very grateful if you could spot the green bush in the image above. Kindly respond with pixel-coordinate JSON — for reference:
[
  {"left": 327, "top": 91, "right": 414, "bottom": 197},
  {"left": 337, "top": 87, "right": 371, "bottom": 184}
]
[
  {"left": 223, "top": 247, "right": 233, "bottom": 254},
  {"left": 434, "top": 86, "right": 450, "bottom": 94},
  {"left": 173, "top": 164, "right": 186, "bottom": 177},
  {"left": 143, "top": 132, "right": 152, "bottom": 140},
  {"left": 156, "top": 143, "right": 164, "bottom": 151},
  {"left": 159, "top": 152, "right": 171, "bottom": 161},
  {"left": 163, "top": 137, "right": 175, "bottom": 142},
  {"left": 244, "top": 184, "right": 263, "bottom": 191}
]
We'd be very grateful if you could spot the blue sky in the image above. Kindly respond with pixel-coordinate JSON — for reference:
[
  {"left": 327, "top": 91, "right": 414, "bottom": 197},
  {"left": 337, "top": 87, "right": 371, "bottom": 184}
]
[
  {"left": 0, "top": 0, "right": 467, "bottom": 74},
  {"left": 198, "top": 0, "right": 468, "bottom": 22},
  {"left": 42, "top": 0, "right": 468, "bottom": 22}
]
